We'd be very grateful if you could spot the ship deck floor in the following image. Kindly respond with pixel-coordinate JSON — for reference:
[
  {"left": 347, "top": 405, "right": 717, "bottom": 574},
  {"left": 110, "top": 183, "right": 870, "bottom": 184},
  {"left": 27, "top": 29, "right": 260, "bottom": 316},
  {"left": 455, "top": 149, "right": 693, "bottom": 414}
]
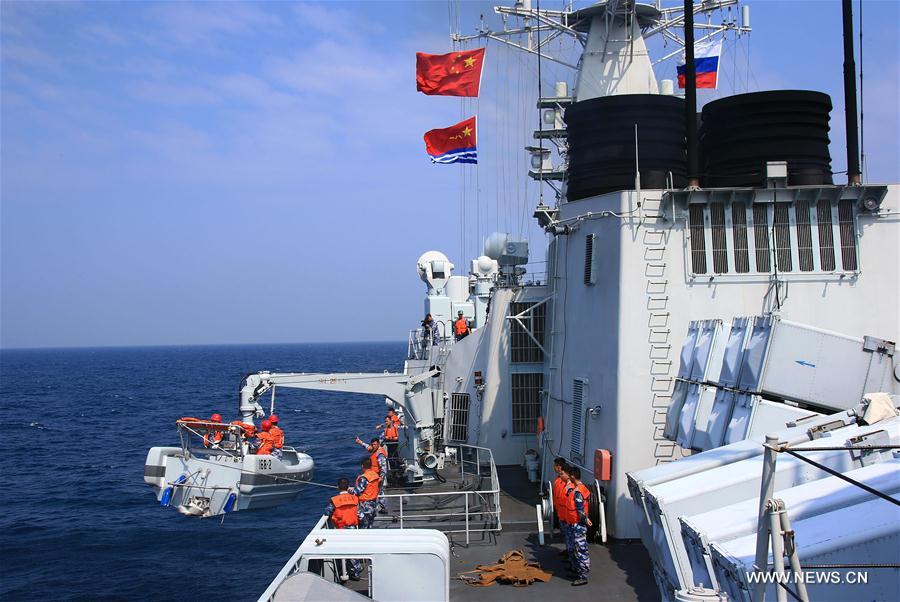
[{"left": 371, "top": 464, "right": 659, "bottom": 602}]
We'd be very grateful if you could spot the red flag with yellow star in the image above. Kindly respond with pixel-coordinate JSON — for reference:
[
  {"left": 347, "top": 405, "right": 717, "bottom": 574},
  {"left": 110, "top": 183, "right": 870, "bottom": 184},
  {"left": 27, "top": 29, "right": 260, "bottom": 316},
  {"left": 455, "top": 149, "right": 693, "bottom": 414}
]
[
  {"left": 416, "top": 48, "right": 485, "bottom": 97},
  {"left": 424, "top": 117, "right": 477, "bottom": 164}
]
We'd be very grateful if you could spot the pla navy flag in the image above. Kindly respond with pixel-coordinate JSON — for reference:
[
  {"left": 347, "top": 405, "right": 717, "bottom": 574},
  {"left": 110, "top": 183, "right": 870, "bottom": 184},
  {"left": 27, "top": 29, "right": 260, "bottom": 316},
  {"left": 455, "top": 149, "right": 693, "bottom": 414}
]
[
  {"left": 416, "top": 48, "right": 485, "bottom": 97},
  {"left": 677, "top": 39, "right": 723, "bottom": 89},
  {"left": 424, "top": 117, "right": 477, "bottom": 164}
]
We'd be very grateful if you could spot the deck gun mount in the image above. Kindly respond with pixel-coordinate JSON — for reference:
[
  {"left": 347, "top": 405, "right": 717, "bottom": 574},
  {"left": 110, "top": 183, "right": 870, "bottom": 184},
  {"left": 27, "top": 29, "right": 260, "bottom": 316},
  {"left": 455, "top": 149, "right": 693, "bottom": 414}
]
[{"left": 239, "top": 369, "right": 443, "bottom": 484}]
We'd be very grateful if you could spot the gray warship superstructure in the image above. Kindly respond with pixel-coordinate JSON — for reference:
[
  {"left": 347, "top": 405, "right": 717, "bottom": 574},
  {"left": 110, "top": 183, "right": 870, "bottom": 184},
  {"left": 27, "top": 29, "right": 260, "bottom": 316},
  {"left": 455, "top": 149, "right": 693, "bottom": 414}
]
[{"left": 154, "top": 0, "right": 900, "bottom": 599}]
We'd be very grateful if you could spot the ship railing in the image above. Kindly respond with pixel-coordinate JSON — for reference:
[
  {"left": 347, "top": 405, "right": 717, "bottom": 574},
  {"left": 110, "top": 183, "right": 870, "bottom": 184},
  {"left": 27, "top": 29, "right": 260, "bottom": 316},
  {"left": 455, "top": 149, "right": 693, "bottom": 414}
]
[
  {"left": 521, "top": 260, "right": 548, "bottom": 287},
  {"left": 751, "top": 435, "right": 900, "bottom": 602},
  {"left": 406, "top": 324, "right": 453, "bottom": 362},
  {"left": 177, "top": 420, "right": 245, "bottom": 460},
  {"left": 380, "top": 443, "right": 501, "bottom": 545},
  {"left": 258, "top": 515, "right": 332, "bottom": 602}
]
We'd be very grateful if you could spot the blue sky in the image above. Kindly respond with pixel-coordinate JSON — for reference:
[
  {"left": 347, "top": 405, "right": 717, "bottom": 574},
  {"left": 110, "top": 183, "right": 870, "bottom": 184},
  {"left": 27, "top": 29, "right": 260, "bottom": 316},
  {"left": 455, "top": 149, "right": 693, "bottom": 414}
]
[{"left": 2, "top": 1, "right": 897, "bottom": 348}]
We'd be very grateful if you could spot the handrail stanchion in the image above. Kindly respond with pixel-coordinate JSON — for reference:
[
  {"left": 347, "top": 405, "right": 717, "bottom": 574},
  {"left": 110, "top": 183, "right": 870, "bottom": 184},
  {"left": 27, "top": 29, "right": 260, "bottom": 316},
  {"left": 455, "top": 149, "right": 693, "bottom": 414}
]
[
  {"left": 753, "top": 435, "right": 780, "bottom": 602},
  {"left": 399, "top": 495, "right": 404, "bottom": 529},
  {"left": 465, "top": 492, "right": 470, "bottom": 545}
]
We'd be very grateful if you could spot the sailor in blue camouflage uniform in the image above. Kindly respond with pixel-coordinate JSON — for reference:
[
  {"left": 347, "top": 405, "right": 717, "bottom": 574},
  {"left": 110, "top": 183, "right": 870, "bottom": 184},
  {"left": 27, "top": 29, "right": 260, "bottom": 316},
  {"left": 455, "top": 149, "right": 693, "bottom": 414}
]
[
  {"left": 353, "top": 457, "right": 380, "bottom": 529},
  {"left": 324, "top": 477, "right": 363, "bottom": 580},
  {"left": 356, "top": 436, "right": 388, "bottom": 485},
  {"left": 564, "top": 466, "right": 592, "bottom": 586}
]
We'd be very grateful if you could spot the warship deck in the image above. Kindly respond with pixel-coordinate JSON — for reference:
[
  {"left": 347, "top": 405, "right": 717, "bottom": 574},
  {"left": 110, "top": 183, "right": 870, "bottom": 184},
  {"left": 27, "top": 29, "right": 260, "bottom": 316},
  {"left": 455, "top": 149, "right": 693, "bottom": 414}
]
[{"left": 367, "top": 463, "right": 659, "bottom": 601}]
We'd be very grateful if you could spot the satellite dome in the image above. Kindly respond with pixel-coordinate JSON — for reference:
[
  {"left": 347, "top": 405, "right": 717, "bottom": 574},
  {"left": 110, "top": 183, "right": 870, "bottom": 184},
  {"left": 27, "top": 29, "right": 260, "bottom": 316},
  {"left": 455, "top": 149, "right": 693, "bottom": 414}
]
[
  {"left": 476, "top": 255, "right": 495, "bottom": 274},
  {"left": 484, "top": 232, "right": 509, "bottom": 261}
]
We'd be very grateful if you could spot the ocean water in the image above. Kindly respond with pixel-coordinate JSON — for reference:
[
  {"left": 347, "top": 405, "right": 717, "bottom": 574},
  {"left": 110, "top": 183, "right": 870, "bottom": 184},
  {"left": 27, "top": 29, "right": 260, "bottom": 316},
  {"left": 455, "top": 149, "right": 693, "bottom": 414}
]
[{"left": 0, "top": 342, "right": 406, "bottom": 601}]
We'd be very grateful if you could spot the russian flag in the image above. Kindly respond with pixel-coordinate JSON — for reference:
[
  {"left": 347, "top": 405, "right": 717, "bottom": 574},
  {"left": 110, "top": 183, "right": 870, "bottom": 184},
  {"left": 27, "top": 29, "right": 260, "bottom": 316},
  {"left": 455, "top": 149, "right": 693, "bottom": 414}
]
[{"left": 677, "top": 39, "right": 722, "bottom": 89}]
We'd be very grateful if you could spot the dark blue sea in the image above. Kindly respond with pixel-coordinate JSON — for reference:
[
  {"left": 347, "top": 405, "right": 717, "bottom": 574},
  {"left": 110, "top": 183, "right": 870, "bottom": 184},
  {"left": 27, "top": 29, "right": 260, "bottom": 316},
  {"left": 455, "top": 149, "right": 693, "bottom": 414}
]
[{"left": 0, "top": 342, "right": 406, "bottom": 601}]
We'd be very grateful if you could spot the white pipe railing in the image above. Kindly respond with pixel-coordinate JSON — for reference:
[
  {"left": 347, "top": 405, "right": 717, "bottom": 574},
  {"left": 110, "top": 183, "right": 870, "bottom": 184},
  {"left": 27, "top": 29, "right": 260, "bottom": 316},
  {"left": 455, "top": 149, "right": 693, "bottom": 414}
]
[
  {"left": 379, "top": 444, "right": 501, "bottom": 544},
  {"left": 259, "top": 444, "right": 501, "bottom": 600}
]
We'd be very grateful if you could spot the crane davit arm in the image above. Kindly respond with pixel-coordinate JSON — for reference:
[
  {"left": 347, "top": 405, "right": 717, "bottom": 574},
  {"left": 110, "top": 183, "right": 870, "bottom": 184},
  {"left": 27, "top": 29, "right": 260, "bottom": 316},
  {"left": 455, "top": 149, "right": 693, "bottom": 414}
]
[{"left": 238, "top": 370, "right": 436, "bottom": 425}]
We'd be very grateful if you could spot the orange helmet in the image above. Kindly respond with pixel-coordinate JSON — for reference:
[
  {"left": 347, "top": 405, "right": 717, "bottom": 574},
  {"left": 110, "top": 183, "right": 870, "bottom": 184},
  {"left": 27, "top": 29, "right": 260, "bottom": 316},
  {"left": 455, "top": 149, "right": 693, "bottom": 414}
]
[
  {"left": 269, "top": 414, "right": 279, "bottom": 424},
  {"left": 210, "top": 413, "right": 222, "bottom": 423},
  {"left": 261, "top": 419, "right": 272, "bottom": 432}
]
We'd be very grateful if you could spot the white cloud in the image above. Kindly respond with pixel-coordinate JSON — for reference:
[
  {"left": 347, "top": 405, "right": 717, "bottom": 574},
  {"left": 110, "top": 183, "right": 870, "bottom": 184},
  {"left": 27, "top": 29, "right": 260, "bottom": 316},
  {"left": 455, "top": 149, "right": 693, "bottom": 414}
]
[
  {"left": 126, "top": 80, "right": 222, "bottom": 107},
  {"left": 80, "top": 22, "right": 126, "bottom": 45},
  {"left": 145, "top": 2, "right": 283, "bottom": 50}
]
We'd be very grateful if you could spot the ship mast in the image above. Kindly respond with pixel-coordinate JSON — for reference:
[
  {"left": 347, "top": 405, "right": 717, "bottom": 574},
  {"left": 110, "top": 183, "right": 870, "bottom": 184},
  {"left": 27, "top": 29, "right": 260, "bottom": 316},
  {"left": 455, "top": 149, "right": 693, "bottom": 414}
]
[{"left": 452, "top": 0, "right": 751, "bottom": 206}]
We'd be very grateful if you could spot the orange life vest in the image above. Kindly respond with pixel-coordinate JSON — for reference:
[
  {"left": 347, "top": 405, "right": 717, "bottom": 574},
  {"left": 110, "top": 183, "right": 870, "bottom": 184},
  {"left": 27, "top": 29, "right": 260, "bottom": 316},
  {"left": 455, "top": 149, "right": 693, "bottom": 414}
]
[
  {"left": 270, "top": 426, "right": 285, "bottom": 449},
  {"left": 553, "top": 476, "right": 570, "bottom": 522},
  {"left": 256, "top": 431, "right": 275, "bottom": 455},
  {"left": 330, "top": 492, "right": 359, "bottom": 528},
  {"left": 370, "top": 446, "right": 387, "bottom": 475},
  {"left": 230, "top": 421, "right": 257, "bottom": 438},
  {"left": 356, "top": 469, "right": 380, "bottom": 501},
  {"left": 203, "top": 431, "right": 223, "bottom": 447},
  {"left": 384, "top": 423, "right": 399, "bottom": 441},
  {"left": 454, "top": 317, "right": 469, "bottom": 336},
  {"left": 563, "top": 482, "right": 591, "bottom": 524}
]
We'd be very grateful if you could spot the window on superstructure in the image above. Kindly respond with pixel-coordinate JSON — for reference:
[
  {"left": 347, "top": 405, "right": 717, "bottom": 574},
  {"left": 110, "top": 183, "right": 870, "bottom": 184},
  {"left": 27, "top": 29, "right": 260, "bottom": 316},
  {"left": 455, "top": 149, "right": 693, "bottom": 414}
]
[
  {"left": 773, "top": 202, "right": 793, "bottom": 272},
  {"left": 447, "top": 393, "right": 470, "bottom": 442},
  {"left": 710, "top": 202, "right": 728, "bottom": 273},
  {"left": 685, "top": 201, "right": 859, "bottom": 278},
  {"left": 509, "top": 302, "right": 545, "bottom": 363},
  {"left": 753, "top": 204, "right": 771, "bottom": 272},
  {"left": 817, "top": 200, "right": 836, "bottom": 271},
  {"left": 838, "top": 200, "right": 858, "bottom": 271},
  {"left": 570, "top": 379, "right": 586, "bottom": 460},
  {"left": 732, "top": 202, "right": 750, "bottom": 273},
  {"left": 795, "top": 201, "right": 815, "bottom": 272},
  {"left": 511, "top": 373, "right": 542, "bottom": 434},
  {"left": 688, "top": 204, "right": 708, "bottom": 274},
  {"left": 583, "top": 234, "right": 595, "bottom": 285}
]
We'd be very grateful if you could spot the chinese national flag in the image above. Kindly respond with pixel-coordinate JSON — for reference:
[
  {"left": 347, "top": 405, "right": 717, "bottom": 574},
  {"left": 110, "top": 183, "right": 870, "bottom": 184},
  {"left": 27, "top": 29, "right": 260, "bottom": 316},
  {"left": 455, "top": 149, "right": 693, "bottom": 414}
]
[
  {"left": 416, "top": 48, "right": 485, "bottom": 97},
  {"left": 424, "top": 117, "right": 477, "bottom": 164}
]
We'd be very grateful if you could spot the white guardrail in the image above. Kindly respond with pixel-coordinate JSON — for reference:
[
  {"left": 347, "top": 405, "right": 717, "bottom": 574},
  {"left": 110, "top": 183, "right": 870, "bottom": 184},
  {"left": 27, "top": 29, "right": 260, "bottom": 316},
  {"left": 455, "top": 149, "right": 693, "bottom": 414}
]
[{"left": 383, "top": 444, "right": 501, "bottom": 544}]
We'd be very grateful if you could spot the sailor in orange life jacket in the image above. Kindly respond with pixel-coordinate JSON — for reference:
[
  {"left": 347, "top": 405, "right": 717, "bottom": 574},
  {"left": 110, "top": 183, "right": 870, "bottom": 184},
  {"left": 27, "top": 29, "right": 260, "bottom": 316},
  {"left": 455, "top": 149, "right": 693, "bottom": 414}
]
[
  {"left": 355, "top": 436, "right": 388, "bottom": 485},
  {"left": 453, "top": 310, "right": 471, "bottom": 341},
  {"left": 375, "top": 413, "right": 401, "bottom": 467},
  {"left": 374, "top": 408, "right": 402, "bottom": 434},
  {"left": 268, "top": 414, "right": 285, "bottom": 458},
  {"left": 203, "top": 413, "right": 224, "bottom": 447},
  {"left": 325, "top": 477, "right": 363, "bottom": 580},
  {"left": 552, "top": 457, "right": 572, "bottom": 553},
  {"left": 255, "top": 420, "right": 276, "bottom": 455},
  {"left": 352, "top": 457, "right": 380, "bottom": 529},
  {"left": 560, "top": 465, "right": 592, "bottom": 586}
]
